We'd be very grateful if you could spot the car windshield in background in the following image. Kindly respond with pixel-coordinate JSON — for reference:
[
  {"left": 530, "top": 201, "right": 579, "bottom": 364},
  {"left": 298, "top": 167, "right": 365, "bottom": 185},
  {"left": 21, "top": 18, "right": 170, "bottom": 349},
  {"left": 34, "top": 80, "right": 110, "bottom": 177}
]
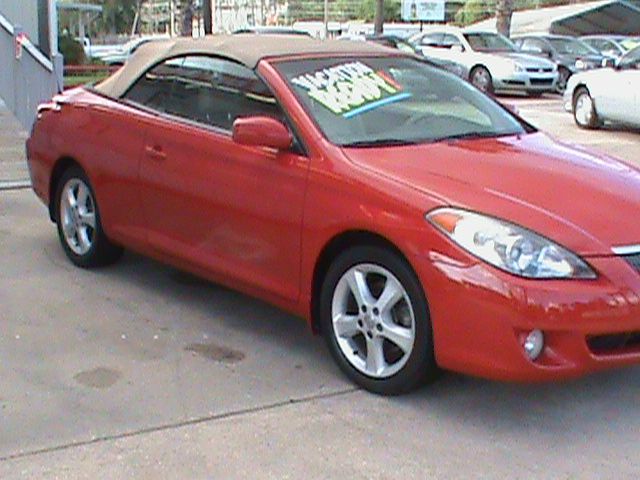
[
  {"left": 620, "top": 38, "right": 640, "bottom": 52},
  {"left": 548, "top": 38, "right": 595, "bottom": 56},
  {"left": 275, "top": 56, "right": 526, "bottom": 147},
  {"left": 620, "top": 46, "right": 640, "bottom": 67},
  {"left": 463, "top": 33, "right": 517, "bottom": 52}
]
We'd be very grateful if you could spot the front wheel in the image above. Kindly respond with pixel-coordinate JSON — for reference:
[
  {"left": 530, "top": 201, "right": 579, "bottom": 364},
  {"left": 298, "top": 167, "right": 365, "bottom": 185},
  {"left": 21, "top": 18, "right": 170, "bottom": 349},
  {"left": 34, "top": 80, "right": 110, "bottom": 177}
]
[
  {"left": 573, "top": 87, "right": 600, "bottom": 129},
  {"left": 55, "top": 166, "right": 123, "bottom": 268},
  {"left": 320, "top": 246, "right": 438, "bottom": 395},
  {"left": 556, "top": 67, "right": 571, "bottom": 94},
  {"left": 470, "top": 66, "right": 494, "bottom": 95}
]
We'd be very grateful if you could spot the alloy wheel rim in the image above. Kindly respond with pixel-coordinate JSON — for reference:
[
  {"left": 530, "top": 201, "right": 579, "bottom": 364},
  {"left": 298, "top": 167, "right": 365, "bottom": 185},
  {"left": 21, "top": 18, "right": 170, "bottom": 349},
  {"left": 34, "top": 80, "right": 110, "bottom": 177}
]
[
  {"left": 472, "top": 69, "right": 490, "bottom": 92},
  {"left": 575, "top": 93, "right": 593, "bottom": 126},
  {"left": 60, "top": 178, "right": 96, "bottom": 255},
  {"left": 331, "top": 264, "right": 415, "bottom": 379}
]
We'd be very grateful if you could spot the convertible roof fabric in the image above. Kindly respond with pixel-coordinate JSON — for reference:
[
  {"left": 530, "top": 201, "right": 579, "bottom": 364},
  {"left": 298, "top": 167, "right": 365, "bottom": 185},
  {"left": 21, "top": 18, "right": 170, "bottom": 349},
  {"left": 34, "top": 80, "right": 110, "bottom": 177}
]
[{"left": 95, "top": 34, "right": 388, "bottom": 98}]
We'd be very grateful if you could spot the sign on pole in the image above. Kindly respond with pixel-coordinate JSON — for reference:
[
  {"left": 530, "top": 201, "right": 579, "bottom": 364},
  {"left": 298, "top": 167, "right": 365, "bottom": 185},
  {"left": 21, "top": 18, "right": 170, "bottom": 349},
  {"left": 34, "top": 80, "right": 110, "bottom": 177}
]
[{"left": 401, "top": 0, "right": 445, "bottom": 22}]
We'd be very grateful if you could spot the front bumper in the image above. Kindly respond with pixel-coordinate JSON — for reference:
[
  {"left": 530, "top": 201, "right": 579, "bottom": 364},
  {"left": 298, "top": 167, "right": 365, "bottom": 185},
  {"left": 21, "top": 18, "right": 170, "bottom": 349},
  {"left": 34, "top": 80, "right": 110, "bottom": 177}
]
[
  {"left": 413, "top": 244, "right": 640, "bottom": 382},
  {"left": 493, "top": 71, "right": 558, "bottom": 92}
]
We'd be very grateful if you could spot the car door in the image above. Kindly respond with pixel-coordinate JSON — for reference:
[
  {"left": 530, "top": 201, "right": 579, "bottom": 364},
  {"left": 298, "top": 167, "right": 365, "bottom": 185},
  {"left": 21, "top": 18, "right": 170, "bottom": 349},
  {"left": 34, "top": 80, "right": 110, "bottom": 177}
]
[
  {"left": 595, "top": 53, "right": 640, "bottom": 125},
  {"left": 123, "top": 55, "right": 309, "bottom": 302}
]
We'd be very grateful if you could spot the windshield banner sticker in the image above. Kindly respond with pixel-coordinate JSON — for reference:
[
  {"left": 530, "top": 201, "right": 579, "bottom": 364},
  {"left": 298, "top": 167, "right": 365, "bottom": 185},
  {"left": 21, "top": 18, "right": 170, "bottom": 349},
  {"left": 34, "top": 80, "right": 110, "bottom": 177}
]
[{"left": 291, "top": 61, "right": 411, "bottom": 118}]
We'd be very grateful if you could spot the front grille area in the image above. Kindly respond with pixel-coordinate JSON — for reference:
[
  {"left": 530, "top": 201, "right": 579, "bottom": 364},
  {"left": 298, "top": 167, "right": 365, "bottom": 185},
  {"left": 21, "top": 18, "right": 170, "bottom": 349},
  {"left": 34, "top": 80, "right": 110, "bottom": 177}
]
[
  {"left": 530, "top": 78, "right": 553, "bottom": 85},
  {"left": 620, "top": 253, "right": 640, "bottom": 272},
  {"left": 526, "top": 67, "right": 553, "bottom": 73},
  {"left": 587, "top": 331, "right": 640, "bottom": 355}
]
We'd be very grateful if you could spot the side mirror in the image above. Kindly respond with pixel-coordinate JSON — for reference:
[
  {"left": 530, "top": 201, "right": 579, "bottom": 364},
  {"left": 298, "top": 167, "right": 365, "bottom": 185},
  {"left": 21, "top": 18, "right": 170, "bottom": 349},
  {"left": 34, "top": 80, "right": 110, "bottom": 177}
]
[
  {"left": 602, "top": 57, "right": 616, "bottom": 68},
  {"left": 542, "top": 48, "right": 553, "bottom": 59},
  {"left": 451, "top": 44, "right": 464, "bottom": 53},
  {"left": 232, "top": 116, "right": 292, "bottom": 150}
]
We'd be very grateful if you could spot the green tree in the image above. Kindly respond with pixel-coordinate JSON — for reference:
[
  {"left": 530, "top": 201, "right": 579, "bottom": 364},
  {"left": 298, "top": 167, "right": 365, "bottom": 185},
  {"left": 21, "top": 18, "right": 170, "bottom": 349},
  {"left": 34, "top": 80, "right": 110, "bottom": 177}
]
[{"left": 357, "top": 0, "right": 401, "bottom": 22}]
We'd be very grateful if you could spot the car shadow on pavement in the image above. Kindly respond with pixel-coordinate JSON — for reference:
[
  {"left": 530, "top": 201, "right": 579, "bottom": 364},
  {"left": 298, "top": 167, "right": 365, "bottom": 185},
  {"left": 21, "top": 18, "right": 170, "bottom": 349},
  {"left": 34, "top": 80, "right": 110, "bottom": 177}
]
[{"left": 89, "top": 249, "right": 640, "bottom": 434}]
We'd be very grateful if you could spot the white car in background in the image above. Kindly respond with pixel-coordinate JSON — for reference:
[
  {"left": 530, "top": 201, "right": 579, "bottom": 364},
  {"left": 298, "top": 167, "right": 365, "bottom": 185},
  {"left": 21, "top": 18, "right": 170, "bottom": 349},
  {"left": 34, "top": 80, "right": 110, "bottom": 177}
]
[
  {"left": 101, "top": 36, "right": 168, "bottom": 65},
  {"left": 564, "top": 46, "right": 640, "bottom": 129},
  {"left": 409, "top": 26, "right": 558, "bottom": 96}
]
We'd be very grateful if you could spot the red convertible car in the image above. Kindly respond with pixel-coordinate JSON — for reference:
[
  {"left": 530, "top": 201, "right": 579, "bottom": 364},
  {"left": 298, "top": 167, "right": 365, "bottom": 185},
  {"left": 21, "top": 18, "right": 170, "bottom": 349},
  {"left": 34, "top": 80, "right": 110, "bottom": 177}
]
[{"left": 27, "top": 35, "right": 640, "bottom": 394}]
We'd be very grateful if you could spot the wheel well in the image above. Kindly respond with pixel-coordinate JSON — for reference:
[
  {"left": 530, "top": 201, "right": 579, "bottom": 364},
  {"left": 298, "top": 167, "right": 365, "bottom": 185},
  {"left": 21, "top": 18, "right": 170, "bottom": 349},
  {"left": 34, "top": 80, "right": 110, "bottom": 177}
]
[
  {"left": 469, "top": 64, "right": 486, "bottom": 80},
  {"left": 310, "top": 230, "right": 409, "bottom": 334},
  {"left": 572, "top": 84, "right": 590, "bottom": 106},
  {"left": 48, "top": 157, "right": 80, "bottom": 221}
]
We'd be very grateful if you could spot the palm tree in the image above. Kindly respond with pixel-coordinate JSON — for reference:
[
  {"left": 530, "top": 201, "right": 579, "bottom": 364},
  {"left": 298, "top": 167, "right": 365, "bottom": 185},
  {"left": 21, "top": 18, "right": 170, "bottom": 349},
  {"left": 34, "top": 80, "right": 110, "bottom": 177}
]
[
  {"left": 181, "top": 0, "right": 194, "bottom": 37},
  {"left": 496, "top": 0, "right": 514, "bottom": 37}
]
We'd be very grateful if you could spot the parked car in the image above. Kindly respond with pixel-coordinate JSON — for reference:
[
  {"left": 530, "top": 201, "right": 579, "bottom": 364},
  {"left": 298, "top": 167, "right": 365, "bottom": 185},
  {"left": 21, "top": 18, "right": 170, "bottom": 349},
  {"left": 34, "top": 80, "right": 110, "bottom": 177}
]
[
  {"left": 564, "top": 46, "right": 640, "bottom": 129},
  {"left": 513, "top": 34, "right": 605, "bottom": 93},
  {"left": 581, "top": 35, "right": 640, "bottom": 60},
  {"left": 409, "top": 27, "right": 557, "bottom": 96},
  {"left": 101, "top": 36, "right": 167, "bottom": 65},
  {"left": 342, "top": 33, "right": 468, "bottom": 79},
  {"left": 233, "top": 26, "right": 311, "bottom": 36},
  {"left": 27, "top": 35, "right": 640, "bottom": 394}
]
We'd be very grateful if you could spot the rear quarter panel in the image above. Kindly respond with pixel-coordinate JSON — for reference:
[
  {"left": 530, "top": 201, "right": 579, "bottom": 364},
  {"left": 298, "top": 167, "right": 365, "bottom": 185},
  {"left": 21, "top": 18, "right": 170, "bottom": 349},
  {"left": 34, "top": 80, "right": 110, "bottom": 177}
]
[{"left": 34, "top": 90, "right": 149, "bottom": 247}]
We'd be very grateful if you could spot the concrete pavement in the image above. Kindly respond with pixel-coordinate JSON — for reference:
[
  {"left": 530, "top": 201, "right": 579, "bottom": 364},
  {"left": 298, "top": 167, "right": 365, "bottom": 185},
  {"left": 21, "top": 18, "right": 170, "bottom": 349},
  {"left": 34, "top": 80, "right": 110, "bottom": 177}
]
[
  {"left": 0, "top": 99, "right": 29, "bottom": 186},
  {"left": 1, "top": 96, "right": 640, "bottom": 479}
]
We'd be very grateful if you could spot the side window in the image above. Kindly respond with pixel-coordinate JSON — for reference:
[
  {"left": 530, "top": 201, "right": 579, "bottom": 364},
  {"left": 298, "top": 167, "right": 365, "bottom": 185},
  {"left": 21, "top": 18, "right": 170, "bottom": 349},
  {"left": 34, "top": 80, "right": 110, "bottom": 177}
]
[
  {"left": 124, "top": 57, "right": 183, "bottom": 111},
  {"left": 419, "top": 33, "right": 443, "bottom": 47},
  {"left": 441, "top": 34, "right": 463, "bottom": 49},
  {"left": 124, "top": 55, "right": 283, "bottom": 131}
]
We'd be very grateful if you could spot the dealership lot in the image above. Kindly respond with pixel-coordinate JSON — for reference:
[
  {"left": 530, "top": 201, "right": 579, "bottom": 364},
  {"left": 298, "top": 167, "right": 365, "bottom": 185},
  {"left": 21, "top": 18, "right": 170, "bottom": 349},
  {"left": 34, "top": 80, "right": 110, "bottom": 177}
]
[{"left": 1, "top": 96, "right": 640, "bottom": 479}]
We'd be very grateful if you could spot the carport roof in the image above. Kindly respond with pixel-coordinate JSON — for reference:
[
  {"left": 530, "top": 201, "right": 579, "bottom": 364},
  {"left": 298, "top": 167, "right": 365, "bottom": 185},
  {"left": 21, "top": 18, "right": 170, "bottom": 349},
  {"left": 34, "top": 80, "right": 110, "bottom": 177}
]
[{"left": 469, "top": 0, "right": 640, "bottom": 36}]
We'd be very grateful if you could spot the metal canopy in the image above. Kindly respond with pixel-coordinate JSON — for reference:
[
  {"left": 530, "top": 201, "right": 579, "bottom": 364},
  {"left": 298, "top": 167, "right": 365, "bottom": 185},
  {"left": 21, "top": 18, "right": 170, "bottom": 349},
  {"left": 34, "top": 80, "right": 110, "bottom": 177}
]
[
  {"left": 470, "top": 0, "right": 640, "bottom": 36},
  {"left": 551, "top": 1, "right": 640, "bottom": 35}
]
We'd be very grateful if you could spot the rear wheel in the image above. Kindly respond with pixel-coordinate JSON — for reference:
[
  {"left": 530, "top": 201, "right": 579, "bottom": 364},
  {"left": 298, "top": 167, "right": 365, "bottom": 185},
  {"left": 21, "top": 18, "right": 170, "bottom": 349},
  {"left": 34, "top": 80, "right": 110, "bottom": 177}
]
[
  {"left": 470, "top": 66, "right": 494, "bottom": 95},
  {"left": 320, "top": 246, "right": 438, "bottom": 395},
  {"left": 573, "top": 87, "right": 600, "bottom": 129},
  {"left": 55, "top": 166, "right": 123, "bottom": 268}
]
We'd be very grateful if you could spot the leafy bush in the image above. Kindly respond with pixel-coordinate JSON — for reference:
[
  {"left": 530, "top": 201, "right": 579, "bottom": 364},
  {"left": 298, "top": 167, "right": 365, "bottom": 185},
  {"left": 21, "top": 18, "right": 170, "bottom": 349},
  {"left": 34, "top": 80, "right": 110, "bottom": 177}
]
[{"left": 58, "top": 34, "right": 86, "bottom": 65}]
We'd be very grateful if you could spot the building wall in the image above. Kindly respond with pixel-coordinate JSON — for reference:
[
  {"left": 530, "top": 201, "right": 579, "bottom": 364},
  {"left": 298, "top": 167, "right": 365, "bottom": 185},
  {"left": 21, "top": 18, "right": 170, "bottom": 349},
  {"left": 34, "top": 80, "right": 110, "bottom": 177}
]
[{"left": 0, "top": 0, "right": 40, "bottom": 46}]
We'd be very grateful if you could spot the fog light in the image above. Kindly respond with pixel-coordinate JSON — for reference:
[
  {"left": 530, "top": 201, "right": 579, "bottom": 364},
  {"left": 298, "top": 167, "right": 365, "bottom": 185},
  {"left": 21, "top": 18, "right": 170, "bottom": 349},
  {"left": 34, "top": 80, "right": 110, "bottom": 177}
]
[{"left": 523, "top": 329, "right": 544, "bottom": 361}]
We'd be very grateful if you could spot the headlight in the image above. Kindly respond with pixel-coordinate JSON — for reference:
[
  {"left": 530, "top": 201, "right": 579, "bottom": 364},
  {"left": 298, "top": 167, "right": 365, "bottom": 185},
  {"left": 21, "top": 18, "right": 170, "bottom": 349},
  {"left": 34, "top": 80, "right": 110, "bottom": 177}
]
[
  {"left": 575, "top": 59, "right": 586, "bottom": 70},
  {"left": 426, "top": 208, "right": 596, "bottom": 279}
]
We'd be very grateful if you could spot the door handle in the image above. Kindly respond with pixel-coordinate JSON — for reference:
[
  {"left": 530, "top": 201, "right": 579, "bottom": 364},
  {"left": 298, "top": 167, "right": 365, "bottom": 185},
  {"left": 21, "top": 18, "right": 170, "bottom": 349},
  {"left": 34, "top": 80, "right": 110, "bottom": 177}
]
[{"left": 145, "top": 144, "right": 166, "bottom": 161}]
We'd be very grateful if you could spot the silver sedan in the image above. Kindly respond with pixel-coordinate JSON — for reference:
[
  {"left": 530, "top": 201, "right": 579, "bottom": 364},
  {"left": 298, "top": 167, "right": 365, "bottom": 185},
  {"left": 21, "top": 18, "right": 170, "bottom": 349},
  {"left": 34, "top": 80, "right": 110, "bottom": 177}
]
[{"left": 409, "top": 27, "right": 558, "bottom": 96}]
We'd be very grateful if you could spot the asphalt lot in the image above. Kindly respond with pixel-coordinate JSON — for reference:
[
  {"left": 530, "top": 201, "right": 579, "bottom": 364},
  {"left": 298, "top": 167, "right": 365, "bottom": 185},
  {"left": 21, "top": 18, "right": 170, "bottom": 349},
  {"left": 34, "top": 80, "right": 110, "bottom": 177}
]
[{"left": 1, "top": 95, "right": 640, "bottom": 479}]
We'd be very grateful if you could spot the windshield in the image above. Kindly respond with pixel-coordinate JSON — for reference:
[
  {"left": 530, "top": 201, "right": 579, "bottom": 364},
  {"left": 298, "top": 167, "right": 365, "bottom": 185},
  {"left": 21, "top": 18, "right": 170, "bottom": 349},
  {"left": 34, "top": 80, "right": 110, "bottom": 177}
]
[
  {"left": 619, "top": 46, "right": 640, "bottom": 68},
  {"left": 275, "top": 56, "right": 526, "bottom": 147},
  {"left": 620, "top": 38, "right": 640, "bottom": 52},
  {"left": 548, "top": 38, "right": 596, "bottom": 56},
  {"left": 463, "top": 33, "right": 517, "bottom": 52}
]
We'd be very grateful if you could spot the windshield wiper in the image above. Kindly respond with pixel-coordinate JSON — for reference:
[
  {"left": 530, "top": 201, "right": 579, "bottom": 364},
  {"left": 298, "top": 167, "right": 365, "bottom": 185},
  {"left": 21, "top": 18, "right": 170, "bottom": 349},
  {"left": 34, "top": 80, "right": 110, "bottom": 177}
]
[
  {"left": 431, "top": 131, "right": 515, "bottom": 143},
  {"left": 341, "top": 138, "right": 420, "bottom": 148}
]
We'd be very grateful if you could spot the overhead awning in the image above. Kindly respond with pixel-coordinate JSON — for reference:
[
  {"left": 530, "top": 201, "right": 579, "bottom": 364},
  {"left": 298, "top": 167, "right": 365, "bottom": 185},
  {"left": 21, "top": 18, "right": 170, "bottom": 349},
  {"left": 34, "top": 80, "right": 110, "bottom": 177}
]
[{"left": 469, "top": 0, "right": 640, "bottom": 36}]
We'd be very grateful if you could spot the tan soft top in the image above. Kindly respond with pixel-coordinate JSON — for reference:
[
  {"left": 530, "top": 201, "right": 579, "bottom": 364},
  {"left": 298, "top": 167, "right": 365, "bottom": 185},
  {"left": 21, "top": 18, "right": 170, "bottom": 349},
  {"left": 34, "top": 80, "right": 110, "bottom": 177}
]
[{"left": 95, "top": 34, "right": 391, "bottom": 98}]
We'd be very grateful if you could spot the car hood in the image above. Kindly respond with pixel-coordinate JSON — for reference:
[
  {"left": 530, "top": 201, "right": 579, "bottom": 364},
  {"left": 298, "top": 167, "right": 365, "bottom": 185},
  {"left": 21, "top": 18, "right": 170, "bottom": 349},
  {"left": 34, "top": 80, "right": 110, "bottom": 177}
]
[
  {"left": 489, "top": 51, "right": 555, "bottom": 67},
  {"left": 341, "top": 133, "right": 640, "bottom": 256},
  {"left": 557, "top": 53, "right": 603, "bottom": 64}
]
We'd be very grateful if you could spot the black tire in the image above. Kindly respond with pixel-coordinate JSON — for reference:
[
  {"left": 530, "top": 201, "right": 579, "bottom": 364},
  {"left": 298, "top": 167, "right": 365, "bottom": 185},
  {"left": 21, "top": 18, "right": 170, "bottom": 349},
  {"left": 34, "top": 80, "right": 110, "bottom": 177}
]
[
  {"left": 572, "top": 87, "right": 600, "bottom": 130},
  {"left": 555, "top": 66, "right": 571, "bottom": 94},
  {"left": 54, "top": 165, "right": 123, "bottom": 268},
  {"left": 319, "top": 245, "right": 438, "bottom": 395},
  {"left": 469, "top": 66, "right": 494, "bottom": 95}
]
